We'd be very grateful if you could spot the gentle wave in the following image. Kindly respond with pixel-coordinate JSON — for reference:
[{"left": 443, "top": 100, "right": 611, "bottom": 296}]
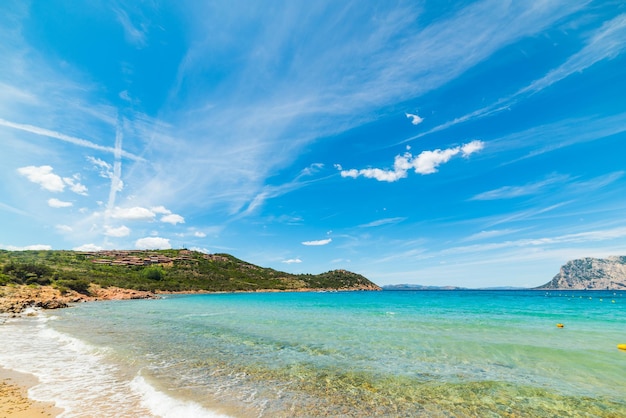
[{"left": 0, "top": 312, "right": 230, "bottom": 418}]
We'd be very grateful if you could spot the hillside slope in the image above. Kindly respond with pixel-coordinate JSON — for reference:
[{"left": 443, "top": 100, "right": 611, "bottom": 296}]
[
  {"left": 536, "top": 256, "right": 626, "bottom": 290},
  {"left": 0, "top": 249, "right": 381, "bottom": 293}
]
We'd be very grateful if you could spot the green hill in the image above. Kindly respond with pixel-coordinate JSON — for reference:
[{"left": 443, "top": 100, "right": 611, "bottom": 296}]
[{"left": 0, "top": 249, "right": 380, "bottom": 293}]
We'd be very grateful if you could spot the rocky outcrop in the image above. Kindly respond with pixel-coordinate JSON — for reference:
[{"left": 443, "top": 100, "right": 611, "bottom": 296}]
[
  {"left": 0, "top": 285, "right": 156, "bottom": 315},
  {"left": 537, "top": 256, "right": 626, "bottom": 290}
]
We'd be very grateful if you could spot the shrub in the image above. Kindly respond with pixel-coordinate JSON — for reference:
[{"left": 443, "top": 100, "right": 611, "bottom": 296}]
[
  {"left": 143, "top": 267, "right": 164, "bottom": 281},
  {"left": 55, "top": 279, "right": 91, "bottom": 295}
]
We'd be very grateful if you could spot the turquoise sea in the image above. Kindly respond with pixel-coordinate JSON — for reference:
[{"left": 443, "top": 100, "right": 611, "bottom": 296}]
[{"left": 1, "top": 290, "right": 625, "bottom": 417}]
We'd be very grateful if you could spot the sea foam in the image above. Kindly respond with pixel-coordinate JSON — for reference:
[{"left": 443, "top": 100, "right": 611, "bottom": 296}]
[{"left": 0, "top": 313, "right": 230, "bottom": 418}]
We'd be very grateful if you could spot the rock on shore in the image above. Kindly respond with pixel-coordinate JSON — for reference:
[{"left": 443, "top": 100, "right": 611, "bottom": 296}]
[
  {"left": 0, "top": 285, "right": 156, "bottom": 315},
  {"left": 537, "top": 256, "right": 626, "bottom": 290}
]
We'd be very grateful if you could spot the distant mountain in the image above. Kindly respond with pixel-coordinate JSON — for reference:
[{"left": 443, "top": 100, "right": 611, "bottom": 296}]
[
  {"left": 536, "top": 256, "right": 626, "bottom": 290},
  {"left": 382, "top": 284, "right": 466, "bottom": 291},
  {"left": 477, "top": 286, "right": 529, "bottom": 290}
]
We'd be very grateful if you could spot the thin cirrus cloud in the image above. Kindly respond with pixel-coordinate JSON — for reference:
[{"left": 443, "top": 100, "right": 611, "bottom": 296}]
[
  {"left": 359, "top": 217, "right": 407, "bottom": 228},
  {"left": 302, "top": 238, "right": 332, "bottom": 246},
  {"left": 397, "top": 13, "right": 626, "bottom": 146},
  {"left": 470, "top": 175, "right": 568, "bottom": 200},
  {"left": 340, "top": 140, "right": 484, "bottom": 182},
  {"left": 0, "top": 118, "right": 144, "bottom": 162}
]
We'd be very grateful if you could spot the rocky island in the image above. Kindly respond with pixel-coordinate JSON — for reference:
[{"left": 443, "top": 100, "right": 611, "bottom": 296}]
[
  {"left": 537, "top": 256, "right": 626, "bottom": 290},
  {"left": 0, "top": 249, "right": 380, "bottom": 314}
]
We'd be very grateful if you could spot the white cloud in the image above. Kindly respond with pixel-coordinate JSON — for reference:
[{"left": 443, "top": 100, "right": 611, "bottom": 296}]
[
  {"left": 151, "top": 206, "right": 172, "bottom": 214},
  {"left": 48, "top": 198, "right": 72, "bottom": 208},
  {"left": 63, "top": 175, "right": 88, "bottom": 195},
  {"left": 194, "top": 231, "right": 207, "bottom": 238},
  {"left": 135, "top": 237, "right": 172, "bottom": 250},
  {"left": 17, "top": 165, "right": 88, "bottom": 195},
  {"left": 0, "top": 244, "right": 52, "bottom": 251},
  {"left": 73, "top": 243, "right": 103, "bottom": 252},
  {"left": 161, "top": 214, "right": 185, "bottom": 225},
  {"left": 189, "top": 247, "right": 210, "bottom": 254},
  {"left": 17, "top": 165, "right": 65, "bottom": 192},
  {"left": 88, "top": 156, "right": 112, "bottom": 174},
  {"left": 406, "top": 112, "right": 424, "bottom": 125},
  {"left": 412, "top": 148, "right": 461, "bottom": 174},
  {"left": 104, "top": 225, "right": 131, "bottom": 237},
  {"left": 302, "top": 238, "right": 332, "bottom": 246},
  {"left": 461, "top": 140, "right": 485, "bottom": 156},
  {"left": 340, "top": 140, "right": 484, "bottom": 182},
  {"left": 282, "top": 258, "right": 302, "bottom": 264},
  {"left": 88, "top": 156, "right": 123, "bottom": 192},
  {"left": 110, "top": 206, "right": 156, "bottom": 221}
]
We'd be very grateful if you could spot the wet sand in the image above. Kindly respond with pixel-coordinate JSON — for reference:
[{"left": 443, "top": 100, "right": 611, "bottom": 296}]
[{"left": 0, "top": 367, "right": 61, "bottom": 417}]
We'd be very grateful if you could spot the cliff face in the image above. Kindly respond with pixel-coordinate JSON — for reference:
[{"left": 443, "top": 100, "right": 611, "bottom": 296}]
[{"left": 537, "top": 256, "right": 626, "bottom": 290}]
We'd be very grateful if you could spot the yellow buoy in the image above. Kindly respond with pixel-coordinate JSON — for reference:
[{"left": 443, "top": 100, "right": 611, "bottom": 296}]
[
  {"left": 618, "top": 344, "right": 626, "bottom": 351},
  {"left": 556, "top": 323, "right": 564, "bottom": 328}
]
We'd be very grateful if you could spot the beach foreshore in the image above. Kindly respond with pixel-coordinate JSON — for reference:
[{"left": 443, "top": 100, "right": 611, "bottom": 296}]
[{"left": 0, "top": 367, "right": 62, "bottom": 418}]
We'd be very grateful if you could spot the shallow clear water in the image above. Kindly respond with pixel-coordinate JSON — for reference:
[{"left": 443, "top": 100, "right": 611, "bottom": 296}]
[{"left": 1, "top": 290, "right": 625, "bottom": 417}]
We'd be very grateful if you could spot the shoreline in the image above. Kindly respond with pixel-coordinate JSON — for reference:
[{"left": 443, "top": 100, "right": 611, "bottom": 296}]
[
  {"left": 0, "top": 284, "right": 380, "bottom": 316},
  {"left": 0, "top": 366, "right": 62, "bottom": 418}
]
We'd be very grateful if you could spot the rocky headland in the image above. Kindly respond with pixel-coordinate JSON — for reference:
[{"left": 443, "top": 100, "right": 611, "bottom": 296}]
[
  {"left": 0, "top": 284, "right": 156, "bottom": 316},
  {"left": 0, "top": 249, "right": 380, "bottom": 314},
  {"left": 537, "top": 256, "right": 626, "bottom": 290}
]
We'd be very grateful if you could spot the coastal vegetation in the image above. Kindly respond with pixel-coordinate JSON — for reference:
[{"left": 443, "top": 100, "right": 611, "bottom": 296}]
[{"left": 0, "top": 249, "right": 380, "bottom": 293}]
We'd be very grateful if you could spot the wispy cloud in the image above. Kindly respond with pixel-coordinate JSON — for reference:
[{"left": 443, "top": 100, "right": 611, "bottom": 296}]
[
  {"left": 471, "top": 174, "right": 569, "bottom": 200},
  {"left": 398, "top": 13, "right": 626, "bottom": 144},
  {"left": 443, "top": 226, "right": 626, "bottom": 256},
  {"left": 282, "top": 258, "right": 302, "bottom": 264},
  {"left": 0, "top": 118, "right": 144, "bottom": 161},
  {"left": 340, "top": 140, "right": 484, "bottom": 182},
  {"left": 154, "top": 1, "right": 586, "bottom": 213},
  {"left": 359, "top": 217, "right": 407, "bottom": 228},
  {"left": 113, "top": 7, "right": 148, "bottom": 48},
  {"left": 462, "top": 229, "right": 522, "bottom": 242},
  {"left": 302, "top": 238, "right": 332, "bottom": 246}
]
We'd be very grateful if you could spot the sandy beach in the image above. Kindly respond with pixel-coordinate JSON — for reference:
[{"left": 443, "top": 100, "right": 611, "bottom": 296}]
[
  {"left": 0, "top": 284, "right": 157, "bottom": 417},
  {"left": 0, "top": 367, "right": 61, "bottom": 418}
]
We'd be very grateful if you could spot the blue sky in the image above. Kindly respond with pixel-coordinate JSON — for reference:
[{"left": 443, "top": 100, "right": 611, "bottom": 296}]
[{"left": 1, "top": 1, "right": 626, "bottom": 288}]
